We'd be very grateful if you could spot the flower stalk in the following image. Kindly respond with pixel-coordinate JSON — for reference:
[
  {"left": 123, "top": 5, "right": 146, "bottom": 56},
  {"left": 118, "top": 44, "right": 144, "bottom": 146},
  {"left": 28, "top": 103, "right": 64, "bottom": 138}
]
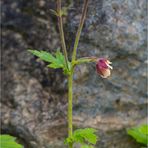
[
  {"left": 72, "top": 0, "right": 89, "bottom": 63},
  {"left": 57, "top": 0, "right": 69, "bottom": 69}
]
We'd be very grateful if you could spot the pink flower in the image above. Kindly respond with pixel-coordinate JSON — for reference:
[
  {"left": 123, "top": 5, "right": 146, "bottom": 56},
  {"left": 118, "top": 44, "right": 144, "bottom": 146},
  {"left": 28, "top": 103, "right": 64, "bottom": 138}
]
[{"left": 96, "top": 58, "right": 113, "bottom": 78}]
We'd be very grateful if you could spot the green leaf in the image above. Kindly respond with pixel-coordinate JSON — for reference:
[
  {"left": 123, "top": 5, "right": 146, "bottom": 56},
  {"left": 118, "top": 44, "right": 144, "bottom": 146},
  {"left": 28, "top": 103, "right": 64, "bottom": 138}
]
[
  {"left": 127, "top": 124, "right": 148, "bottom": 145},
  {"left": 64, "top": 128, "right": 99, "bottom": 147},
  {"left": 81, "top": 144, "right": 94, "bottom": 148},
  {"left": 49, "top": 9, "right": 58, "bottom": 16},
  {"left": 139, "top": 125, "right": 148, "bottom": 135},
  {"left": 73, "top": 128, "right": 98, "bottom": 145},
  {"left": 61, "top": 7, "right": 69, "bottom": 16},
  {"left": 64, "top": 137, "right": 74, "bottom": 145},
  {"left": 0, "top": 134, "right": 23, "bottom": 148},
  {"left": 47, "top": 50, "right": 67, "bottom": 69},
  {"left": 28, "top": 49, "right": 70, "bottom": 74},
  {"left": 55, "top": 50, "right": 66, "bottom": 67},
  {"left": 28, "top": 50, "right": 56, "bottom": 63}
]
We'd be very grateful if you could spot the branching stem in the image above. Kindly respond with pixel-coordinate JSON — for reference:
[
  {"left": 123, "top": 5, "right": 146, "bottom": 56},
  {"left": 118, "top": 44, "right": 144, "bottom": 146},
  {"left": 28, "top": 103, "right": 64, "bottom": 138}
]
[
  {"left": 57, "top": 1, "right": 89, "bottom": 148},
  {"left": 57, "top": 0, "right": 69, "bottom": 69}
]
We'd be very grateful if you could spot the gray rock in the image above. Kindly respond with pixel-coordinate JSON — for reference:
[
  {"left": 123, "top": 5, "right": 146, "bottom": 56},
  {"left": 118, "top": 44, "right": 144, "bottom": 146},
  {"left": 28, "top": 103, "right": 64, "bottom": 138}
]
[{"left": 1, "top": 0, "right": 147, "bottom": 148}]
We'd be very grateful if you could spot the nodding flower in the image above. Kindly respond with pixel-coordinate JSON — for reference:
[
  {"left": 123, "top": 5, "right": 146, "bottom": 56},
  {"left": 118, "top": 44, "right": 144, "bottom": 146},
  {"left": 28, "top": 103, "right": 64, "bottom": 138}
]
[{"left": 96, "top": 58, "right": 113, "bottom": 78}]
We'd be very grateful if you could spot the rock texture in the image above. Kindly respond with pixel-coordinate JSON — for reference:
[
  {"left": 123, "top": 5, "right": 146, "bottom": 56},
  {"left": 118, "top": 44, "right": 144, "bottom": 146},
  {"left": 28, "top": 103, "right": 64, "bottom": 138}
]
[{"left": 1, "top": 0, "right": 147, "bottom": 148}]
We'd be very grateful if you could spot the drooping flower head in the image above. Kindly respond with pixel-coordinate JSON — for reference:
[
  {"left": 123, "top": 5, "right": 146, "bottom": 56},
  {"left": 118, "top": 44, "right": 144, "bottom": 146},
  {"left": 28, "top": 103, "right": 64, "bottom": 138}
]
[{"left": 96, "top": 58, "right": 113, "bottom": 78}]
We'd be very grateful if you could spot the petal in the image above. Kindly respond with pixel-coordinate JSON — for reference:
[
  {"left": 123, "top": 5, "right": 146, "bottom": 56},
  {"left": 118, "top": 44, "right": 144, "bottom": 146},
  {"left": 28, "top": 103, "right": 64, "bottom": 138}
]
[
  {"left": 100, "top": 69, "right": 111, "bottom": 78},
  {"left": 106, "top": 63, "right": 113, "bottom": 69}
]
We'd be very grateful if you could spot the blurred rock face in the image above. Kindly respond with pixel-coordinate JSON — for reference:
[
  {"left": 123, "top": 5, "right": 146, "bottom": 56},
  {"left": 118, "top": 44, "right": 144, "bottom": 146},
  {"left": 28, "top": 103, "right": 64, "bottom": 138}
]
[{"left": 1, "top": 0, "right": 147, "bottom": 148}]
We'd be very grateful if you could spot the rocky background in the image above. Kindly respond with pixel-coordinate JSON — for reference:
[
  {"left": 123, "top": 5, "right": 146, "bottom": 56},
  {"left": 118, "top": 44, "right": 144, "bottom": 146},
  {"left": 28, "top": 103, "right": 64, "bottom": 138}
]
[{"left": 1, "top": 0, "right": 147, "bottom": 148}]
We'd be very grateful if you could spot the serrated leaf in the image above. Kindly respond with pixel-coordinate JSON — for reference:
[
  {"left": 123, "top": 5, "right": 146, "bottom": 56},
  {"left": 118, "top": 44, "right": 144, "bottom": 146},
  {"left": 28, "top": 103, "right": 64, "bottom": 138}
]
[
  {"left": 73, "top": 128, "right": 98, "bottom": 145},
  {"left": 47, "top": 50, "right": 66, "bottom": 69},
  {"left": 127, "top": 124, "right": 148, "bottom": 145},
  {"left": 28, "top": 50, "right": 56, "bottom": 63},
  {"left": 55, "top": 50, "right": 65, "bottom": 66},
  {"left": 28, "top": 49, "right": 70, "bottom": 74},
  {"left": 0, "top": 134, "right": 23, "bottom": 148},
  {"left": 64, "top": 128, "right": 98, "bottom": 147},
  {"left": 64, "top": 137, "right": 73, "bottom": 145},
  {"left": 48, "top": 63, "right": 62, "bottom": 68}
]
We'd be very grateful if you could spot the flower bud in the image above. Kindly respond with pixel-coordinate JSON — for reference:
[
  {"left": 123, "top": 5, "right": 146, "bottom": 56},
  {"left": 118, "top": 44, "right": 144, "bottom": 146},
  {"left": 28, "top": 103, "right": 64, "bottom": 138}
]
[{"left": 96, "top": 58, "right": 113, "bottom": 78}]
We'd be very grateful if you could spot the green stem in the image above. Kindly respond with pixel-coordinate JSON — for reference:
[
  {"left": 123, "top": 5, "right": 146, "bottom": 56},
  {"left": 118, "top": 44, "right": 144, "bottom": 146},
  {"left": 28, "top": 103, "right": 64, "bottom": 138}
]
[
  {"left": 67, "top": 1, "right": 89, "bottom": 148},
  {"left": 68, "top": 70, "right": 73, "bottom": 148},
  {"left": 72, "top": 0, "right": 89, "bottom": 63},
  {"left": 74, "top": 57, "right": 97, "bottom": 65},
  {"left": 57, "top": 0, "right": 69, "bottom": 69}
]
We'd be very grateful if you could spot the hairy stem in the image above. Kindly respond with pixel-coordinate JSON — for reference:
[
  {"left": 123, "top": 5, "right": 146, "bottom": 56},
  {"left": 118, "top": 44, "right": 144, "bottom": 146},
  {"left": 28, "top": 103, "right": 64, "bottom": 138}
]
[
  {"left": 68, "top": 70, "right": 73, "bottom": 148},
  {"left": 72, "top": 0, "right": 89, "bottom": 63},
  {"left": 67, "top": 1, "right": 89, "bottom": 148},
  {"left": 57, "top": 0, "right": 69, "bottom": 69}
]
